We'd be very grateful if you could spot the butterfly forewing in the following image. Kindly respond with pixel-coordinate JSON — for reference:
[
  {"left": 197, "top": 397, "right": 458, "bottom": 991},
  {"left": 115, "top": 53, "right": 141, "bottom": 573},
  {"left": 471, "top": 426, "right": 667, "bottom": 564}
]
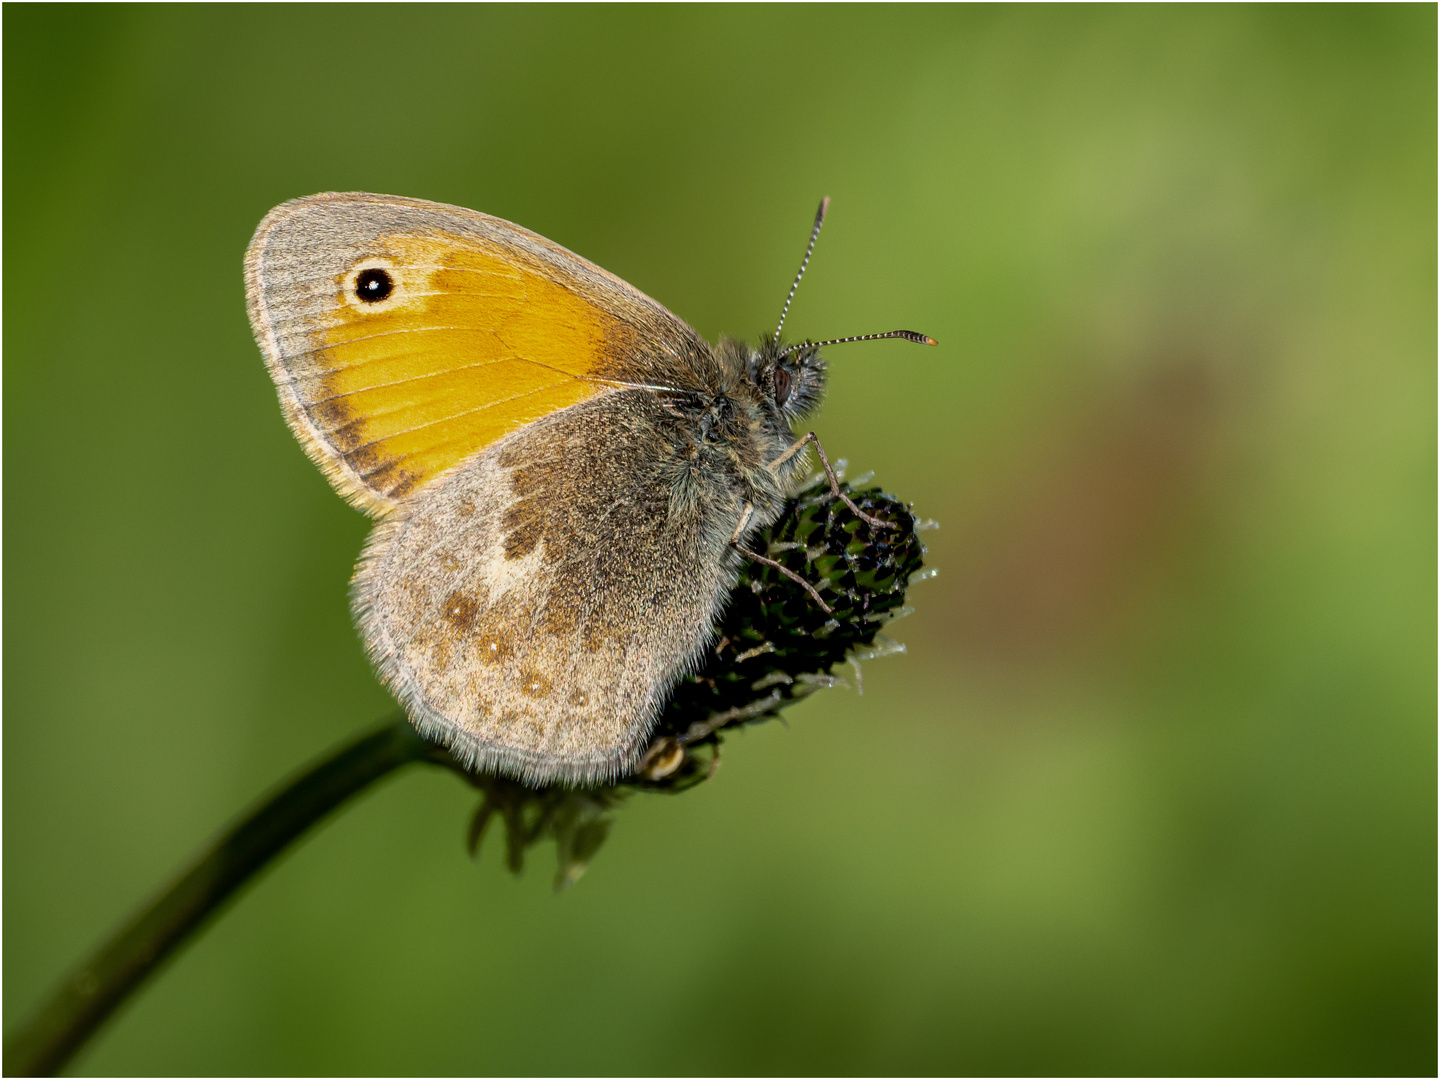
[{"left": 245, "top": 192, "right": 707, "bottom": 515}]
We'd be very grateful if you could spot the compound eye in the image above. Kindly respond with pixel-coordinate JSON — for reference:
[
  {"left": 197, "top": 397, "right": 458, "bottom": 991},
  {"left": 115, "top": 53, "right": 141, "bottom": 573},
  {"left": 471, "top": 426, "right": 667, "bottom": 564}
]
[{"left": 773, "top": 366, "right": 793, "bottom": 408}]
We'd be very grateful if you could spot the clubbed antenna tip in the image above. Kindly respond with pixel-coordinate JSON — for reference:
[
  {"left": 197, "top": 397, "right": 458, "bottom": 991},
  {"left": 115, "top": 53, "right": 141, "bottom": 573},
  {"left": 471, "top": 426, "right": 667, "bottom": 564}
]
[{"left": 778, "top": 329, "right": 938, "bottom": 359}]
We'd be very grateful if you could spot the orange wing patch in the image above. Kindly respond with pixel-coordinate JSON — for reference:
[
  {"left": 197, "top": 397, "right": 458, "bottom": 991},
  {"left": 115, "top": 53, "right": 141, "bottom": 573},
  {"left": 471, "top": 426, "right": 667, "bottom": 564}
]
[
  {"left": 262, "top": 231, "right": 635, "bottom": 513},
  {"left": 309, "top": 234, "right": 627, "bottom": 507}
]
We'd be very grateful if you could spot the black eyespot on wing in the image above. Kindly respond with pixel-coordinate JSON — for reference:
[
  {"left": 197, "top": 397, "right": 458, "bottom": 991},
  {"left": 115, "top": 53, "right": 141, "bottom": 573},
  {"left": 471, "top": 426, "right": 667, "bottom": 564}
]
[
  {"left": 354, "top": 267, "right": 394, "bottom": 303},
  {"left": 773, "top": 365, "right": 793, "bottom": 408}
]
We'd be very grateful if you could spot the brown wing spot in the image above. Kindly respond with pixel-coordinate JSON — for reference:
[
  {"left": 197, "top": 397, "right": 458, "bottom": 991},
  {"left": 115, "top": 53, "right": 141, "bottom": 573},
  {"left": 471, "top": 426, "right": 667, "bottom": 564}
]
[
  {"left": 474, "top": 633, "right": 513, "bottom": 664},
  {"left": 361, "top": 459, "right": 399, "bottom": 489},
  {"left": 358, "top": 458, "right": 418, "bottom": 500},
  {"left": 425, "top": 638, "right": 454, "bottom": 672},
  {"left": 329, "top": 419, "right": 365, "bottom": 453},
  {"left": 518, "top": 666, "right": 553, "bottom": 698},
  {"left": 311, "top": 399, "right": 355, "bottom": 430},
  {"left": 469, "top": 598, "right": 520, "bottom": 664},
  {"left": 442, "top": 591, "right": 479, "bottom": 631},
  {"left": 581, "top": 623, "right": 608, "bottom": 653},
  {"left": 345, "top": 443, "right": 383, "bottom": 472},
  {"left": 500, "top": 444, "right": 565, "bottom": 558},
  {"left": 502, "top": 498, "right": 544, "bottom": 559},
  {"left": 388, "top": 469, "right": 421, "bottom": 500},
  {"left": 539, "top": 596, "right": 579, "bottom": 635},
  {"left": 509, "top": 460, "right": 551, "bottom": 494}
]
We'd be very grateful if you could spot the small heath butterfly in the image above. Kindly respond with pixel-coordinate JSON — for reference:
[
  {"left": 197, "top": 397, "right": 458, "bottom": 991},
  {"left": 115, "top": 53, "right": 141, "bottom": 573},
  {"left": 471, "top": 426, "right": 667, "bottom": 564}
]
[{"left": 245, "top": 193, "right": 933, "bottom": 785}]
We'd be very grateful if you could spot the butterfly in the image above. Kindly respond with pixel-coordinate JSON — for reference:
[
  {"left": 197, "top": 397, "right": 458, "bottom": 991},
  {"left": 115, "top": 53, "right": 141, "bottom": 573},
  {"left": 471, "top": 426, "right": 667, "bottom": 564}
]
[{"left": 245, "top": 193, "right": 933, "bottom": 785}]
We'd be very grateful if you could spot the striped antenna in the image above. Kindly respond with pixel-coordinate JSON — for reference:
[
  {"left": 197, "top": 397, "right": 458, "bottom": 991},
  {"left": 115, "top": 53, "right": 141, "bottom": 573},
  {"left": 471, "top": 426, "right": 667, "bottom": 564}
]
[
  {"left": 775, "top": 197, "right": 830, "bottom": 340},
  {"left": 778, "top": 329, "right": 939, "bottom": 359}
]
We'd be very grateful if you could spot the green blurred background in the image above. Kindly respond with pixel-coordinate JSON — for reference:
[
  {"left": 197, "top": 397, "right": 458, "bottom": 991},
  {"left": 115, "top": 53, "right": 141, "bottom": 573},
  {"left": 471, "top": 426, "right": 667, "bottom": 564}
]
[{"left": 5, "top": 5, "right": 1434, "bottom": 1075}]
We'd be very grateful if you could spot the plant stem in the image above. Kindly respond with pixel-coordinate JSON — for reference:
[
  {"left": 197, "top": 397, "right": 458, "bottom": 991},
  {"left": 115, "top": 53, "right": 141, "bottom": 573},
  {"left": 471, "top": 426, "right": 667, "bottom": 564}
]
[{"left": 4, "top": 716, "right": 431, "bottom": 1078}]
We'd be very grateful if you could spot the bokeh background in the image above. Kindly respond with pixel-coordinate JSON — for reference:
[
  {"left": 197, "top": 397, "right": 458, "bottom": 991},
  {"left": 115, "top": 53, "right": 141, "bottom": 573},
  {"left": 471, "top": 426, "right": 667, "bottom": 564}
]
[{"left": 5, "top": 6, "right": 1434, "bottom": 1075}]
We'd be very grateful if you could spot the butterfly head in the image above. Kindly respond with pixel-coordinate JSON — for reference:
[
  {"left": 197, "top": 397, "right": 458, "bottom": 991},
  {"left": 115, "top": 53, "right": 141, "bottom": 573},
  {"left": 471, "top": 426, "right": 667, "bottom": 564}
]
[
  {"left": 759, "top": 198, "right": 936, "bottom": 432},
  {"left": 754, "top": 334, "right": 828, "bottom": 424}
]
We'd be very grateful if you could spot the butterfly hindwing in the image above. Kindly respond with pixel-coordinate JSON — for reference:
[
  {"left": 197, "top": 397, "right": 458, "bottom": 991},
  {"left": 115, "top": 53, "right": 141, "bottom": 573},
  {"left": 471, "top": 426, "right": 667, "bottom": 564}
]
[{"left": 351, "top": 389, "right": 744, "bottom": 784}]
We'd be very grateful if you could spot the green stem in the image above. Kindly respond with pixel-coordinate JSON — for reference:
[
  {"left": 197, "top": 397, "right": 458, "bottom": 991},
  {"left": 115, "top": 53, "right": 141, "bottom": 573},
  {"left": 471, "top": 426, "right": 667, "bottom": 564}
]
[{"left": 4, "top": 716, "right": 432, "bottom": 1078}]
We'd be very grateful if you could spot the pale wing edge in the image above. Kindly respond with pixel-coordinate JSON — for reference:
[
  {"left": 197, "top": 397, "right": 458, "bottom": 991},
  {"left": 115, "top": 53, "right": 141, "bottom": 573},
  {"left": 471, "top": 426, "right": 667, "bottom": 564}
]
[{"left": 245, "top": 203, "right": 400, "bottom": 516}]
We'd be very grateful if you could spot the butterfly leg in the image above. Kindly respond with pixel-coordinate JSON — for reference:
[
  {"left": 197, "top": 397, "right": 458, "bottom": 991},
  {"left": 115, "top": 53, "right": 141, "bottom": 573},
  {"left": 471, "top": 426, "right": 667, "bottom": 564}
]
[
  {"left": 729, "top": 501, "right": 835, "bottom": 615},
  {"left": 770, "top": 431, "right": 895, "bottom": 530}
]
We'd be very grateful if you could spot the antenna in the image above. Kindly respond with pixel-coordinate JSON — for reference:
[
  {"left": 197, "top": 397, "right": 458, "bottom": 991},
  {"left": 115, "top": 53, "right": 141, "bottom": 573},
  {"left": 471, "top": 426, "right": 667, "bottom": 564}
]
[
  {"left": 773, "top": 198, "right": 938, "bottom": 356},
  {"left": 778, "top": 329, "right": 939, "bottom": 359},
  {"left": 775, "top": 197, "right": 830, "bottom": 341}
]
